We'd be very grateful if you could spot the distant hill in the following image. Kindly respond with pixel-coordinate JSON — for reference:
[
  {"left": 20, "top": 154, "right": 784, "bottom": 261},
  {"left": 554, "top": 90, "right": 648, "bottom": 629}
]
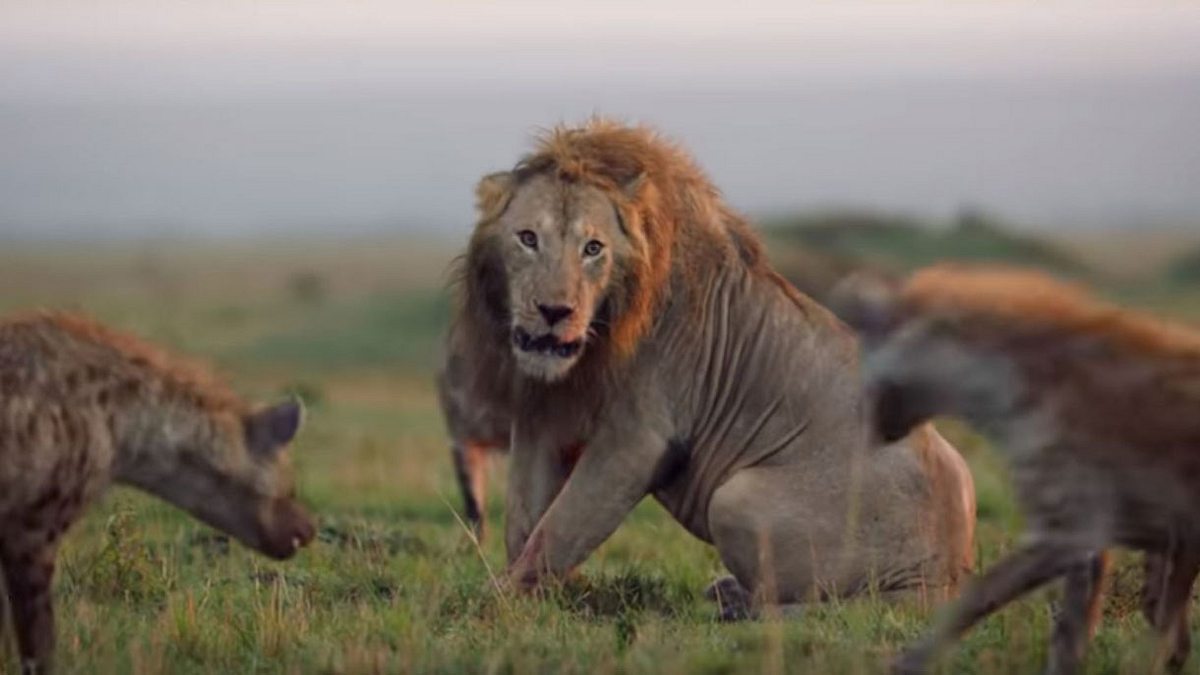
[
  {"left": 764, "top": 245, "right": 868, "bottom": 304},
  {"left": 763, "top": 209, "right": 1091, "bottom": 278},
  {"left": 1168, "top": 245, "right": 1200, "bottom": 285}
]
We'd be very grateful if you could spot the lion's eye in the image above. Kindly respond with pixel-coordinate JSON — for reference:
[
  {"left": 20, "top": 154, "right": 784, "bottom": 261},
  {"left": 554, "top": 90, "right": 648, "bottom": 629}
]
[
  {"left": 582, "top": 240, "right": 605, "bottom": 258},
  {"left": 517, "top": 230, "right": 538, "bottom": 250}
]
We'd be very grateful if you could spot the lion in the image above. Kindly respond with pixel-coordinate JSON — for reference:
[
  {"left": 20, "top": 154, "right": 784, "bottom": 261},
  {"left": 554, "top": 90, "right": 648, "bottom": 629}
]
[
  {"left": 437, "top": 218, "right": 880, "bottom": 543},
  {"left": 453, "top": 119, "right": 976, "bottom": 617},
  {"left": 831, "top": 264, "right": 1200, "bottom": 674}
]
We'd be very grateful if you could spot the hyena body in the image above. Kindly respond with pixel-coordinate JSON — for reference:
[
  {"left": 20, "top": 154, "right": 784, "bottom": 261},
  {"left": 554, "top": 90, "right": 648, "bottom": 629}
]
[
  {"left": 437, "top": 326, "right": 588, "bottom": 542},
  {"left": 833, "top": 265, "right": 1200, "bottom": 674},
  {"left": 436, "top": 316, "right": 517, "bottom": 541},
  {"left": 436, "top": 359, "right": 509, "bottom": 539},
  {"left": 0, "top": 312, "right": 316, "bottom": 673}
]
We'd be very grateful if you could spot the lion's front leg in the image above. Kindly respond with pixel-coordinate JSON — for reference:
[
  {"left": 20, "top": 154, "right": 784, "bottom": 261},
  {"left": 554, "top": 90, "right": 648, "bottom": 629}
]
[
  {"left": 504, "top": 422, "right": 577, "bottom": 565},
  {"left": 506, "top": 423, "right": 667, "bottom": 589}
]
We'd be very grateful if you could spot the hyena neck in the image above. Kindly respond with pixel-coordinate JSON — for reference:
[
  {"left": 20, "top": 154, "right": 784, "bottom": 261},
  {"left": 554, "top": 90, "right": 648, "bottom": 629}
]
[{"left": 109, "top": 393, "right": 230, "bottom": 497}]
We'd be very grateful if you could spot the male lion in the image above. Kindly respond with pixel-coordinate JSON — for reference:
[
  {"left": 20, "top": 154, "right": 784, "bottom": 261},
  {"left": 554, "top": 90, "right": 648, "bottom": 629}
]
[
  {"left": 833, "top": 265, "right": 1198, "bottom": 674},
  {"left": 436, "top": 250, "right": 880, "bottom": 541},
  {"left": 454, "top": 119, "right": 976, "bottom": 616}
]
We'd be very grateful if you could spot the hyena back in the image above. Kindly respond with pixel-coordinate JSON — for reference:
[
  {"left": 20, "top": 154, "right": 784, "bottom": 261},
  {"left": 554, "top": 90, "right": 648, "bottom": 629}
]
[
  {"left": 0, "top": 312, "right": 315, "bottom": 673},
  {"left": 833, "top": 265, "right": 1200, "bottom": 675}
]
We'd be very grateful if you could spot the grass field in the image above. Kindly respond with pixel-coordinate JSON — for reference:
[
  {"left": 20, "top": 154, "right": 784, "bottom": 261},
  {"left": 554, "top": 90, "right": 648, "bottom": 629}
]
[{"left": 2, "top": 234, "right": 1200, "bottom": 674}]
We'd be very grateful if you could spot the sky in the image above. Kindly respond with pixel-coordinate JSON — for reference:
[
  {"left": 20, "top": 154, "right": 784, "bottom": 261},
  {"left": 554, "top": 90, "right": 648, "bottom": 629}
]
[{"left": 2, "top": 1, "right": 1199, "bottom": 238}]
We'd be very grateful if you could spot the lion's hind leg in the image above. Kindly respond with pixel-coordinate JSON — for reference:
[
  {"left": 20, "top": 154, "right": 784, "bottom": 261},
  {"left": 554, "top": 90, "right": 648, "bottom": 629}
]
[
  {"left": 705, "top": 467, "right": 844, "bottom": 619},
  {"left": 703, "top": 575, "right": 756, "bottom": 621},
  {"left": 706, "top": 463, "right": 957, "bottom": 623}
]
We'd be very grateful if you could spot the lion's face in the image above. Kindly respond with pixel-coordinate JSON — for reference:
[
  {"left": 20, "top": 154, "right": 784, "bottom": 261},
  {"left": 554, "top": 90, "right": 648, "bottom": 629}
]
[{"left": 489, "top": 174, "right": 631, "bottom": 381}]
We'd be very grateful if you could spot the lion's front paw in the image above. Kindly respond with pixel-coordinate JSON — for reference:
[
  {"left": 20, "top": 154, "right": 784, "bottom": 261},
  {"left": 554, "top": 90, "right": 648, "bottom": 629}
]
[
  {"left": 497, "top": 562, "right": 543, "bottom": 595},
  {"left": 479, "top": 574, "right": 510, "bottom": 596}
]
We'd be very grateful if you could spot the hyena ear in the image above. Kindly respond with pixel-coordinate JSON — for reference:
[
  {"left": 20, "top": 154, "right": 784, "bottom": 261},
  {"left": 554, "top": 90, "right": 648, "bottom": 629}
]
[
  {"left": 245, "top": 396, "right": 305, "bottom": 456},
  {"left": 475, "top": 171, "right": 516, "bottom": 223},
  {"left": 827, "top": 271, "right": 903, "bottom": 342}
]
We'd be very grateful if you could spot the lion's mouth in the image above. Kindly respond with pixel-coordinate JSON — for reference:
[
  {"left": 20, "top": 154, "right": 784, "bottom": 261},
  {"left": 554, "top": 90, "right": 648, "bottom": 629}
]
[{"left": 512, "top": 327, "right": 583, "bottom": 359}]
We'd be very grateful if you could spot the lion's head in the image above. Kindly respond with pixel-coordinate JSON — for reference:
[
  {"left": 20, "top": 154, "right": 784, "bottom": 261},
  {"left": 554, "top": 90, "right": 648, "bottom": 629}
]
[
  {"left": 471, "top": 173, "right": 635, "bottom": 380},
  {"left": 460, "top": 120, "right": 714, "bottom": 383}
]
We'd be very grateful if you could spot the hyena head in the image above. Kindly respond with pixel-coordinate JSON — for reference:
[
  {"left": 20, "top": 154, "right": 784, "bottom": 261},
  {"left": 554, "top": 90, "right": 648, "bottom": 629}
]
[
  {"left": 118, "top": 396, "right": 316, "bottom": 560},
  {"left": 830, "top": 271, "right": 1021, "bottom": 443}
]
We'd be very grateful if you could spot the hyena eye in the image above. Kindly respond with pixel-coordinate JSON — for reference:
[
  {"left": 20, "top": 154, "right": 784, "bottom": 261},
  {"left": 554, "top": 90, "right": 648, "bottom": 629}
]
[
  {"left": 582, "top": 240, "right": 605, "bottom": 258},
  {"left": 517, "top": 230, "right": 538, "bottom": 250}
]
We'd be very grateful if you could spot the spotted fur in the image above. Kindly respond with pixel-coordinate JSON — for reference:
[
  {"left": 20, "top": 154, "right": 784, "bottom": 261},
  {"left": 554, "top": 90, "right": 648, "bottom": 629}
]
[
  {"left": 837, "top": 265, "right": 1200, "bottom": 674},
  {"left": 0, "top": 312, "right": 315, "bottom": 673}
]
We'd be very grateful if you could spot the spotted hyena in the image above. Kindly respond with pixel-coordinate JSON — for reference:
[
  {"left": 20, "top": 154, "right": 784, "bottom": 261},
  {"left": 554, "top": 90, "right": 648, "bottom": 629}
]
[
  {"left": 437, "top": 354, "right": 509, "bottom": 540},
  {"left": 437, "top": 324, "right": 586, "bottom": 542},
  {"left": 436, "top": 316, "right": 514, "bottom": 541},
  {"left": 831, "top": 265, "right": 1200, "bottom": 675},
  {"left": 0, "top": 312, "right": 316, "bottom": 673}
]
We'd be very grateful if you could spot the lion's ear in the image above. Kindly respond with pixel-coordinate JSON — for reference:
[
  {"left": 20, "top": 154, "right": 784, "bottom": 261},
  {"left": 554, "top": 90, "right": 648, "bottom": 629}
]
[
  {"left": 475, "top": 171, "right": 516, "bottom": 223},
  {"left": 827, "top": 271, "right": 904, "bottom": 343},
  {"left": 620, "top": 171, "right": 647, "bottom": 200}
]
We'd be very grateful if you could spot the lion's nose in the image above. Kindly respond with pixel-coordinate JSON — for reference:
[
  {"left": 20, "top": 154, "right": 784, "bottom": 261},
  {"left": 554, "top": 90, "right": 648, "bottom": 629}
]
[{"left": 537, "top": 303, "right": 574, "bottom": 326}]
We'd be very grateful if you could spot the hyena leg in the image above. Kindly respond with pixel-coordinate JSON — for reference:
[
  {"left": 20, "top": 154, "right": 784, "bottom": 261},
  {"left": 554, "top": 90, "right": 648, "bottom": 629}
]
[
  {"left": 893, "top": 542, "right": 1085, "bottom": 675},
  {"left": 1144, "top": 550, "right": 1200, "bottom": 673},
  {"left": 1, "top": 540, "right": 59, "bottom": 674},
  {"left": 451, "top": 441, "right": 486, "bottom": 538},
  {"left": 1142, "top": 552, "right": 1163, "bottom": 621},
  {"left": 1046, "top": 550, "right": 1109, "bottom": 675},
  {"left": 0, "top": 562, "right": 10, "bottom": 661},
  {"left": 466, "top": 443, "right": 491, "bottom": 540}
]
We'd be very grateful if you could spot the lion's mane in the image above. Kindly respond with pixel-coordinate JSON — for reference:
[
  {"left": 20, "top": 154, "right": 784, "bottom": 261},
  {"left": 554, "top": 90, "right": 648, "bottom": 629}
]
[{"left": 455, "top": 119, "right": 786, "bottom": 397}]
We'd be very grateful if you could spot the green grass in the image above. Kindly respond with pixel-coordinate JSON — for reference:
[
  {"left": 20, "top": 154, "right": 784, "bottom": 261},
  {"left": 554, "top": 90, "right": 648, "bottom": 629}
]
[
  {"left": 1168, "top": 245, "right": 1200, "bottom": 286},
  {"left": 231, "top": 290, "right": 451, "bottom": 375},
  {"left": 1, "top": 238, "right": 1199, "bottom": 674}
]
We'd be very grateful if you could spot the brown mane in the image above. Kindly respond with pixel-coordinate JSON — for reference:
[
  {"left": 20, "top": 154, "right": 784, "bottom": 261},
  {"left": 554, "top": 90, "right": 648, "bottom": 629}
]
[
  {"left": 902, "top": 265, "right": 1200, "bottom": 358},
  {"left": 459, "top": 118, "right": 769, "bottom": 388},
  {"left": 15, "top": 311, "right": 248, "bottom": 414}
]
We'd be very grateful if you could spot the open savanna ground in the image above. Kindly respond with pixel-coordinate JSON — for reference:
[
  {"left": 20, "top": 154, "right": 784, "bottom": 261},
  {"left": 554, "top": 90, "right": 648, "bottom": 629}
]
[{"left": 2, "top": 232, "right": 1200, "bottom": 674}]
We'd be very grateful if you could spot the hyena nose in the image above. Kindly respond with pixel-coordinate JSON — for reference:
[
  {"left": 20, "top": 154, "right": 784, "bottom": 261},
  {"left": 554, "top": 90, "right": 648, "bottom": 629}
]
[
  {"left": 294, "top": 514, "right": 316, "bottom": 547},
  {"left": 537, "top": 303, "right": 574, "bottom": 326},
  {"left": 281, "top": 503, "right": 317, "bottom": 554}
]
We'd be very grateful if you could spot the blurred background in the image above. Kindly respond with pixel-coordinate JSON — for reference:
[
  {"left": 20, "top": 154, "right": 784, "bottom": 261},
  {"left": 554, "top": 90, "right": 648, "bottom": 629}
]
[
  {"left": 4, "top": 1, "right": 1200, "bottom": 237},
  {"left": 4, "top": 0, "right": 1200, "bottom": 453},
  {"left": 3, "top": 1, "right": 1198, "bottom": 357},
  {"left": 3, "top": 3, "right": 1200, "bottom": 671}
]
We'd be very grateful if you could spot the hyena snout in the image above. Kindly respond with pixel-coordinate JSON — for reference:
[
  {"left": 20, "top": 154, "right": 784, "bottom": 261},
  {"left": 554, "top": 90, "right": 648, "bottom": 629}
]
[{"left": 258, "top": 498, "right": 317, "bottom": 560}]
